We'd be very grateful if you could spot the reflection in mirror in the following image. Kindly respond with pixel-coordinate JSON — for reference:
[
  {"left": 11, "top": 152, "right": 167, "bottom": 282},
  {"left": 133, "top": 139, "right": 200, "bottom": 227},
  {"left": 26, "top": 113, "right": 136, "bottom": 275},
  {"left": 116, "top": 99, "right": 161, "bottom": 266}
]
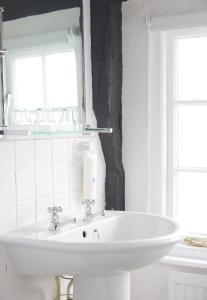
[{"left": 3, "top": 8, "right": 84, "bottom": 133}]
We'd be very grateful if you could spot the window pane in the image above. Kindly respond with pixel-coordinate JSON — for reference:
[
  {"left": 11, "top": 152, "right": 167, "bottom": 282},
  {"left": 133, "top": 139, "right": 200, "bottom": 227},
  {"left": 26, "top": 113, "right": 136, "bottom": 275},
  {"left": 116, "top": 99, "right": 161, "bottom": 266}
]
[
  {"left": 177, "top": 37, "right": 207, "bottom": 101},
  {"left": 45, "top": 51, "right": 78, "bottom": 108},
  {"left": 177, "top": 105, "right": 207, "bottom": 168},
  {"left": 14, "top": 56, "right": 44, "bottom": 109},
  {"left": 176, "top": 172, "right": 207, "bottom": 233}
]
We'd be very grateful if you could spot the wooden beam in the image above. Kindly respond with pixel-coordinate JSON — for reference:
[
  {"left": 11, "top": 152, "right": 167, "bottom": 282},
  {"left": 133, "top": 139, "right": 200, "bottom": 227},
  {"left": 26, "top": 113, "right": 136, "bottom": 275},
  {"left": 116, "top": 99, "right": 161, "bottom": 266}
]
[{"left": 90, "top": 0, "right": 125, "bottom": 210}]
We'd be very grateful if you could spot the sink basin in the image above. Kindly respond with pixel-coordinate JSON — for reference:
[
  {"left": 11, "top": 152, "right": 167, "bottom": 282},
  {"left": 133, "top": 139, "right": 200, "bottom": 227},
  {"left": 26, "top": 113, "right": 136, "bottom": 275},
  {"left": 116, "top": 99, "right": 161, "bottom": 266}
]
[{"left": 0, "top": 211, "right": 180, "bottom": 300}]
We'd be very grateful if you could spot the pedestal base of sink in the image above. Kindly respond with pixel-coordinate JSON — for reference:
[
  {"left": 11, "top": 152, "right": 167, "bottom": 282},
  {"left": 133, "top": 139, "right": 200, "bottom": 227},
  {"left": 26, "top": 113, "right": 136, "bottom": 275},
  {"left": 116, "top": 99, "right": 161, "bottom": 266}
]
[{"left": 73, "top": 273, "right": 130, "bottom": 300}]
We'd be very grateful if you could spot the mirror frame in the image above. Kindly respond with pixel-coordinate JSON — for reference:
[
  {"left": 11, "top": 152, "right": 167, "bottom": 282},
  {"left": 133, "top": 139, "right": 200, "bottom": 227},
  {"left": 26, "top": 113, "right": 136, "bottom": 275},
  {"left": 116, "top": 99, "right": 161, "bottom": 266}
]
[{"left": 2, "top": 0, "right": 85, "bottom": 128}]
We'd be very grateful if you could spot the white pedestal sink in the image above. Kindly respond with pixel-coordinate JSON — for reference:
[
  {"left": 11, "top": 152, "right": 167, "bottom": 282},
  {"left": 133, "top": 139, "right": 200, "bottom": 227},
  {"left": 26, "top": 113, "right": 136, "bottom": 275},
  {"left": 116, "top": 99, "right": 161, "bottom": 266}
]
[{"left": 0, "top": 211, "right": 180, "bottom": 300}]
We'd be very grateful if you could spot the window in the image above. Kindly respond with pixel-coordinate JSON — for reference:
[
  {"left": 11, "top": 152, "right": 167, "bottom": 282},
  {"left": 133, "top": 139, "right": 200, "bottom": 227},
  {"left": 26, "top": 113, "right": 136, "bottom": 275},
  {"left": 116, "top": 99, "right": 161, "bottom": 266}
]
[
  {"left": 149, "top": 27, "right": 207, "bottom": 235},
  {"left": 7, "top": 45, "right": 79, "bottom": 110},
  {"left": 4, "top": 29, "right": 83, "bottom": 115},
  {"left": 171, "top": 31, "right": 207, "bottom": 234}
]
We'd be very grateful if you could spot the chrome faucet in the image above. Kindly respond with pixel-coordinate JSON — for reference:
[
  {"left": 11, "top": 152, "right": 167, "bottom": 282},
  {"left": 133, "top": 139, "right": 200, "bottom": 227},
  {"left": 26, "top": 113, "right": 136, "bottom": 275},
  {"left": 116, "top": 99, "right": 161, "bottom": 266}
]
[
  {"left": 81, "top": 199, "right": 96, "bottom": 221},
  {"left": 48, "top": 206, "right": 63, "bottom": 231}
]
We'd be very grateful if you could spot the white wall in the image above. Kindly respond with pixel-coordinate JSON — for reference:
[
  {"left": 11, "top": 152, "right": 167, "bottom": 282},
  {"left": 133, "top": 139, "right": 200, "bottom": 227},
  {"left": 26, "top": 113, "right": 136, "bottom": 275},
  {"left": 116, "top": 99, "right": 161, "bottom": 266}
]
[
  {"left": 0, "top": 136, "right": 83, "bottom": 300},
  {"left": 0, "top": 137, "right": 91, "bottom": 233},
  {"left": 122, "top": 0, "right": 207, "bottom": 212},
  {"left": 122, "top": 1, "right": 207, "bottom": 299}
]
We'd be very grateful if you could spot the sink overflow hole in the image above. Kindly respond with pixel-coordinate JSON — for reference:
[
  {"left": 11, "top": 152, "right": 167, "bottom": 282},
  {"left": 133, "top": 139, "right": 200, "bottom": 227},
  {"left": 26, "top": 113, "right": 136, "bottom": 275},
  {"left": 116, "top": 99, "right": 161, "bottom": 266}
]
[{"left": 82, "top": 231, "right": 87, "bottom": 238}]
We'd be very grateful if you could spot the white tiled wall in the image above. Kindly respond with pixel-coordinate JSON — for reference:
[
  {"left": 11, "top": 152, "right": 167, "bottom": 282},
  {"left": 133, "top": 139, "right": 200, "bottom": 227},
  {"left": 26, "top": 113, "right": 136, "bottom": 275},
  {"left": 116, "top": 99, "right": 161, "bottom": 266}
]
[{"left": 0, "top": 137, "right": 84, "bottom": 234}]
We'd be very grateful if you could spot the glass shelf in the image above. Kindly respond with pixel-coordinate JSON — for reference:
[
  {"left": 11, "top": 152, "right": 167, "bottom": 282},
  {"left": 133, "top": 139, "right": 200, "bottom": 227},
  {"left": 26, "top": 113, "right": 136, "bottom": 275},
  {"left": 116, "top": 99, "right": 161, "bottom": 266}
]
[
  {"left": 0, "top": 125, "right": 112, "bottom": 139},
  {"left": 0, "top": 127, "right": 85, "bottom": 138},
  {"left": 30, "top": 129, "right": 83, "bottom": 136}
]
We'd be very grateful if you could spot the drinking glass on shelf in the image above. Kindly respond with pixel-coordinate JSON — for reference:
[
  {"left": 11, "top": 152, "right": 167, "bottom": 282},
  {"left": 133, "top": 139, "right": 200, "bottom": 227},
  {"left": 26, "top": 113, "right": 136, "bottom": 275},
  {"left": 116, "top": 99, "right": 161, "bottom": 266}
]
[
  {"left": 51, "top": 108, "right": 62, "bottom": 126},
  {"left": 10, "top": 109, "right": 31, "bottom": 125},
  {"left": 33, "top": 108, "right": 56, "bottom": 132},
  {"left": 28, "top": 110, "right": 37, "bottom": 124},
  {"left": 57, "top": 108, "right": 73, "bottom": 131},
  {"left": 57, "top": 107, "right": 80, "bottom": 132},
  {"left": 10, "top": 110, "right": 19, "bottom": 125}
]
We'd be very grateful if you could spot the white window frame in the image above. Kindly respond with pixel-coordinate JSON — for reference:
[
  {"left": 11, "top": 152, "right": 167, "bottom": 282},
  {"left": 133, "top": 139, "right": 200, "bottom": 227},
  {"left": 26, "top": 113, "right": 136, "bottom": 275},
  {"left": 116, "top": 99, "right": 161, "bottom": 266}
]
[
  {"left": 149, "top": 26, "right": 207, "bottom": 266},
  {"left": 149, "top": 26, "right": 207, "bottom": 215}
]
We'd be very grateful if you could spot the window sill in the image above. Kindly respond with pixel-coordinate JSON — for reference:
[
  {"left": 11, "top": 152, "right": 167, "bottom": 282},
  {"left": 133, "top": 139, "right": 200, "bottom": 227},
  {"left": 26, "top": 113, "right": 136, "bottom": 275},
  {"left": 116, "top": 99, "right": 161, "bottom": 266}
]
[{"left": 160, "top": 244, "right": 207, "bottom": 269}]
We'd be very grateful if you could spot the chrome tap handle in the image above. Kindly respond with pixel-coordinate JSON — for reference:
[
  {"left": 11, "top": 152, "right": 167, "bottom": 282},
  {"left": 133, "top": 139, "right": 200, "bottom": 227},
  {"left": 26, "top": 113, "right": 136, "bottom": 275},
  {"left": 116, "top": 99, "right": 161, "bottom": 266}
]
[
  {"left": 81, "top": 199, "right": 96, "bottom": 221},
  {"left": 48, "top": 206, "right": 63, "bottom": 231},
  {"left": 81, "top": 199, "right": 95, "bottom": 208},
  {"left": 48, "top": 206, "right": 63, "bottom": 214}
]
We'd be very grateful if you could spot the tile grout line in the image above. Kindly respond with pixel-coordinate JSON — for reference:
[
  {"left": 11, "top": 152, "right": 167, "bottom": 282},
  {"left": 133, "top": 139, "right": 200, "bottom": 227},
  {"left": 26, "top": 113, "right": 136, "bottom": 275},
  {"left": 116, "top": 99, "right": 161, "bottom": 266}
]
[
  {"left": 14, "top": 141, "right": 18, "bottom": 228},
  {"left": 51, "top": 139, "right": 55, "bottom": 206},
  {"left": 33, "top": 140, "right": 38, "bottom": 221},
  {"left": 67, "top": 138, "right": 71, "bottom": 212}
]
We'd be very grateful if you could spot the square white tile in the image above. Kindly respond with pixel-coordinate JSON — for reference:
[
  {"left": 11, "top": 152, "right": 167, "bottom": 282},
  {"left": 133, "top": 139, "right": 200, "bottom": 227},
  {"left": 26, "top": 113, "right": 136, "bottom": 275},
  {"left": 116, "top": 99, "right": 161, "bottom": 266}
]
[
  {"left": 0, "top": 203, "right": 16, "bottom": 235},
  {"left": 53, "top": 139, "right": 68, "bottom": 167},
  {"left": 35, "top": 140, "right": 52, "bottom": 170},
  {"left": 54, "top": 193, "right": 70, "bottom": 213},
  {"left": 0, "top": 141, "right": 15, "bottom": 172},
  {"left": 0, "top": 172, "right": 16, "bottom": 204},
  {"left": 53, "top": 167, "right": 69, "bottom": 194},
  {"left": 36, "top": 169, "right": 53, "bottom": 198},
  {"left": 73, "top": 140, "right": 83, "bottom": 165},
  {"left": 69, "top": 163, "right": 83, "bottom": 191},
  {"left": 70, "top": 190, "right": 82, "bottom": 214},
  {"left": 36, "top": 196, "right": 53, "bottom": 221},
  {"left": 17, "top": 200, "right": 35, "bottom": 226},
  {"left": 16, "top": 171, "right": 35, "bottom": 201},
  {"left": 15, "top": 141, "right": 35, "bottom": 171},
  {"left": 68, "top": 139, "right": 74, "bottom": 165}
]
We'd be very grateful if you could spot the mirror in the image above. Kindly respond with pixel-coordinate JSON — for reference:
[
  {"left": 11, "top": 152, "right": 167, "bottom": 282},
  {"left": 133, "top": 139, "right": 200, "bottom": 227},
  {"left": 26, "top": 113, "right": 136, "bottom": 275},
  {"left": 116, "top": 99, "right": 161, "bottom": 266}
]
[{"left": 3, "top": 7, "right": 84, "bottom": 133}]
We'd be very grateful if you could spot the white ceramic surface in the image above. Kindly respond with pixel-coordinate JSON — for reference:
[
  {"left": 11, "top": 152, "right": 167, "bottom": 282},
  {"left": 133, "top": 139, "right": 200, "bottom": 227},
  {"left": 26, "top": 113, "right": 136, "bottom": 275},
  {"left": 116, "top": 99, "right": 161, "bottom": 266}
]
[{"left": 0, "top": 211, "right": 180, "bottom": 277}]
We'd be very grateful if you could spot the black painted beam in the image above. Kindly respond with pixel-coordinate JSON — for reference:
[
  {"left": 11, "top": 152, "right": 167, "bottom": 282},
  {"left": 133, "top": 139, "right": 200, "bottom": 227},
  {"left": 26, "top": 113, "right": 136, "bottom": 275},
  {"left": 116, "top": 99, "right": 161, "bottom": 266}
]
[{"left": 90, "top": 0, "right": 125, "bottom": 210}]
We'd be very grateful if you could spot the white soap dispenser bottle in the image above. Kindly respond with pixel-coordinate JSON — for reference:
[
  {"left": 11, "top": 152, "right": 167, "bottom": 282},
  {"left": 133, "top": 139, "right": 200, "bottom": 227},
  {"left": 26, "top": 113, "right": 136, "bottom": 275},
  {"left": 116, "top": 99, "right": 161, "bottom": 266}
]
[{"left": 82, "top": 142, "right": 98, "bottom": 201}]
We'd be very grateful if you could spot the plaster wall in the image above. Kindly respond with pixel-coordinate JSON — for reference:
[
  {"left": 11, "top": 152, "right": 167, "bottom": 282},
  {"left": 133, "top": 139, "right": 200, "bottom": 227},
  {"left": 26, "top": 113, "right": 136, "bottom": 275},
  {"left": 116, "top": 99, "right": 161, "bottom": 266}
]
[
  {"left": 122, "top": 0, "right": 207, "bottom": 299},
  {"left": 122, "top": 0, "right": 207, "bottom": 212}
]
